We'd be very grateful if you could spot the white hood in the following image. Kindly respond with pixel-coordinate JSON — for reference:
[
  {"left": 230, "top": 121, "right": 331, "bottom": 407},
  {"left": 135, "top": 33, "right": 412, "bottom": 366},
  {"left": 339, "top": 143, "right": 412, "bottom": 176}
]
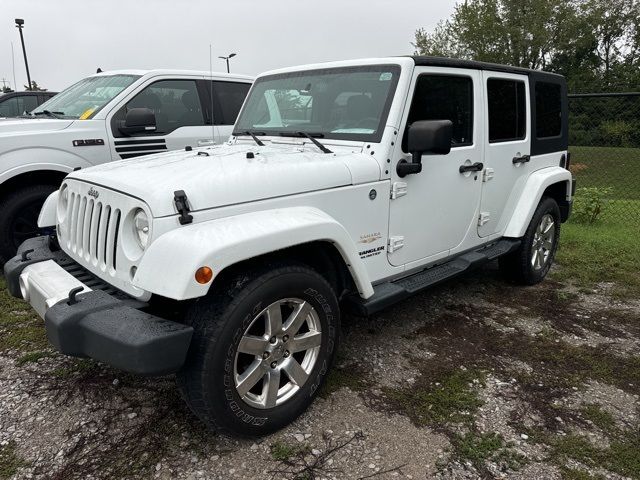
[
  {"left": 0, "top": 118, "right": 75, "bottom": 135},
  {"left": 68, "top": 143, "right": 381, "bottom": 217}
]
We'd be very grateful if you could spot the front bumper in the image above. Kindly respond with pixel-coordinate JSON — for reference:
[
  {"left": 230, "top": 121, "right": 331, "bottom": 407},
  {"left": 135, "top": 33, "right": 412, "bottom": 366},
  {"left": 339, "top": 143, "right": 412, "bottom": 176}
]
[{"left": 4, "top": 237, "right": 193, "bottom": 376}]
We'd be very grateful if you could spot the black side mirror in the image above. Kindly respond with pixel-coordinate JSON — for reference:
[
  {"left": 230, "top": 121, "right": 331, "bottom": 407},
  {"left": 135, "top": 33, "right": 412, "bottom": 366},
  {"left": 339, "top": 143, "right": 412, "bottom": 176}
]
[
  {"left": 397, "top": 120, "right": 453, "bottom": 177},
  {"left": 118, "top": 108, "right": 157, "bottom": 135}
]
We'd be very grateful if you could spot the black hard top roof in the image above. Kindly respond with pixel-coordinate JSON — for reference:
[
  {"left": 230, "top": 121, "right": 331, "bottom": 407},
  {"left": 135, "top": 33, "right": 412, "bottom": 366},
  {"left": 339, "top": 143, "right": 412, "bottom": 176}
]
[{"left": 410, "top": 56, "right": 565, "bottom": 80}]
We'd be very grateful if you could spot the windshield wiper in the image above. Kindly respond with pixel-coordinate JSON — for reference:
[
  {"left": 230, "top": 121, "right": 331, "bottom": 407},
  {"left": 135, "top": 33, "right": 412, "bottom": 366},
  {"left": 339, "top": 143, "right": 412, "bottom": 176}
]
[
  {"left": 292, "top": 131, "right": 332, "bottom": 154},
  {"left": 236, "top": 130, "right": 265, "bottom": 146},
  {"left": 33, "top": 110, "right": 65, "bottom": 119}
]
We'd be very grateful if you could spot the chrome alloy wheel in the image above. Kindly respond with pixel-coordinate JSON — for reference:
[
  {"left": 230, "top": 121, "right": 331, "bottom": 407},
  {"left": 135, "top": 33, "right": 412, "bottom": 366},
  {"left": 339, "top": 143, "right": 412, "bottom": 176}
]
[
  {"left": 234, "top": 298, "right": 322, "bottom": 409},
  {"left": 531, "top": 213, "right": 555, "bottom": 271}
]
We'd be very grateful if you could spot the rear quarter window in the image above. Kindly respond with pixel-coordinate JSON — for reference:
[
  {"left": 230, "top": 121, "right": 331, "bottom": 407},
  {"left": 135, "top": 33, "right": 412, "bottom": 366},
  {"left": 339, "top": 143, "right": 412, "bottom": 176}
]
[{"left": 535, "top": 82, "right": 562, "bottom": 138}]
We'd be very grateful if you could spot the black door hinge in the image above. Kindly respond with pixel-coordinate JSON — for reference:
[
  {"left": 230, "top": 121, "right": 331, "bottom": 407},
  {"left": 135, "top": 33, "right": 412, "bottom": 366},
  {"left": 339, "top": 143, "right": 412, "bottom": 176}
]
[{"left": 173, "top": 190, "right": 193, "bottom": 225}]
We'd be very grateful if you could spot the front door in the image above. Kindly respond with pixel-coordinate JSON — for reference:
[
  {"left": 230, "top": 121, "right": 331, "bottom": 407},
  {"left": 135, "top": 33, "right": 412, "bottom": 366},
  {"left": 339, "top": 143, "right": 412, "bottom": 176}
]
[
  {"left": 108, "top": 78, "right": 217, "bottom": 160},
  {"left": 388, "top": 68, "right": 484, "bottom": 268},
  {"left": 478, "top": 72, "right": 531, "bottom": 237}
]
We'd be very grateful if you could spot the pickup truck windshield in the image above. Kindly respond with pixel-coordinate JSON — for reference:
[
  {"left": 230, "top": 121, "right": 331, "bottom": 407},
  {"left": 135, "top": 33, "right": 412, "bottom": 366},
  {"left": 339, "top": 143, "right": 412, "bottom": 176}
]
[
  {"left": 31, "top": 74, "right": 140, "bottom": 120},
  {"left": 234, "top": 65, "right": 401, "bottom": 142}
]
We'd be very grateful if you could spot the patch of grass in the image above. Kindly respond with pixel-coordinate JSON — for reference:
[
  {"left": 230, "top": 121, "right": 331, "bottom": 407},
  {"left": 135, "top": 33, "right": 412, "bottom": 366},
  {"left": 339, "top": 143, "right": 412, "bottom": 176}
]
[
  {"left": 0, "top": 441, "right": 28, "bottom": 479},
  {"left": 270, "top": 441, "right": 310, "bottom": 462},
  {"left": 553, "top": 207, "right": 640, "bottom": 297},
  {"left": 319, "top": 363, "right": 369, "bottom": 397},
  {"left": 16, "top": 350, "right": 52, "bottom": 366},
  {"left": 51, "top": 358, "right": 99, "bottom": 378},
  {"left": 580, "top": 404, "right": 616, "bottom": 433},
  {"left": 0, "top": 277, "right": 48, "bottom": 353},
  {"left": 383, "top": 368, "right": 485, "bottom": 427},
  {"left": 544, "top": 431, "right": 640, "bottom": 479},
  {"left": 570, "top": 146, "right": 640, "bottom": 201},
  {"left": 453, "top": 431, "right": 504, "bottom": 464},
  {"left": 561, "top": 467, "right": 606, "bottom": 480}
]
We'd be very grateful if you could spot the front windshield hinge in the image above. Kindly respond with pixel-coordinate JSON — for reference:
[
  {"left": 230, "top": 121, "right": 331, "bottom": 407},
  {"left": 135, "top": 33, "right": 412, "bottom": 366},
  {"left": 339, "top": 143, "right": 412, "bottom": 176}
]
[{"left": 173, "top": 190, "right": 193, "bottom": 225}]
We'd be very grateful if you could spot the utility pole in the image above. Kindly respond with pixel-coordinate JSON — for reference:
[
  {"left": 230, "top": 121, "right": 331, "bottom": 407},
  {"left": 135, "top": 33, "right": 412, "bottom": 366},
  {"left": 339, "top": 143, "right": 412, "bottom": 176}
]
[{"left": 15, "top": 19, "right": 32, "bottom": 90}]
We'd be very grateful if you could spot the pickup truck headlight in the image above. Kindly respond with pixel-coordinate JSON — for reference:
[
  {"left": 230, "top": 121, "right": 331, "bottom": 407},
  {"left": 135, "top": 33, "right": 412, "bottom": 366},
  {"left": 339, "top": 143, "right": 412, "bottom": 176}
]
[{"left": 133, "top": 209, "right": 150, "bottom": 249}]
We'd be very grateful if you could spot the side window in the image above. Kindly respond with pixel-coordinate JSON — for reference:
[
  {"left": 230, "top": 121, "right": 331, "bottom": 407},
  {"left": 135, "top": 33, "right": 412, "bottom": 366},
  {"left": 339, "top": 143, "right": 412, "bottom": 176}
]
[
  {"left": 403, "top": 75, "right": 473, "bottom": 152},
  {"left": 211, "top": 81, "right": 250, "bottom": 125},
  {"left": 487, "top": 79, "right": 526, "bottom": 143},
  {"left": 22, "top": 95, "right": 39, "bottom": 113},
  {"left": 535, "top": 82, "right": 561, "bottom": 138},
  {"left": 0, "top": 98, "right": 19, "bottom": 117},
  {"left": 122, "top": 80, "right": 205, "bottom": 135}
]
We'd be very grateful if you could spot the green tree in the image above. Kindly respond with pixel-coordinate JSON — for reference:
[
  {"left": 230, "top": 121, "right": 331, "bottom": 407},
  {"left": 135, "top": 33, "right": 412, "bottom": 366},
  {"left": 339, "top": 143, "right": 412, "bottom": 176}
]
[{"left": 414, "top": 0, "right": 639, "bottom": 92}]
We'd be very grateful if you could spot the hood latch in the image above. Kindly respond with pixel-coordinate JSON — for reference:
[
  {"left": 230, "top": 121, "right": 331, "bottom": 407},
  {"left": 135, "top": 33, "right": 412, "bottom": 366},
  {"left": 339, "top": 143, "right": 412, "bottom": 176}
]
[{"left": 173, "top": 190, "right": 193, "bottom": 225}]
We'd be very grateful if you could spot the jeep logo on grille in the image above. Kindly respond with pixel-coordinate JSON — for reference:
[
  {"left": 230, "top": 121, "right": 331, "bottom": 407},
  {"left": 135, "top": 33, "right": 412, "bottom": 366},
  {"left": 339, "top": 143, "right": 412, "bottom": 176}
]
[{"left": 87, "top": 187, "right": 99, "bottom": 199}]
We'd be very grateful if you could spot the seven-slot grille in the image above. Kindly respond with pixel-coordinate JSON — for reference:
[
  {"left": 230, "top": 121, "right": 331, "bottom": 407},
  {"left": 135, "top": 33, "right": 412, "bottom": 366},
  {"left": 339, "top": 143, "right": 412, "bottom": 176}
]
[{"left": 64, "top": 191, "right": 121, "bottom": 273}]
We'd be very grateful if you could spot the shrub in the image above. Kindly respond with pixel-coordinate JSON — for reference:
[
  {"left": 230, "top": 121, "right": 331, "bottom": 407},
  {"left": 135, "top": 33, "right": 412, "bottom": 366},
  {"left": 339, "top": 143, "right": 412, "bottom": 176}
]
[{"left": 572, "top": 186, "right": 613, "bottom": 224}]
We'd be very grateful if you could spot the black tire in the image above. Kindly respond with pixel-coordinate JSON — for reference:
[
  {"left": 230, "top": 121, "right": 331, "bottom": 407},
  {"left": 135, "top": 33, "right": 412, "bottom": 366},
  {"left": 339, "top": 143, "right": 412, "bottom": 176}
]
[
  {"left": 177, "top": 263, "right": 339, "bottom": 437},
  {"left": 0, "top": 184, "right": 57, "bottom": 266},
  {"left": 499, "top": 196, "right": 561, "bottom": 285}
]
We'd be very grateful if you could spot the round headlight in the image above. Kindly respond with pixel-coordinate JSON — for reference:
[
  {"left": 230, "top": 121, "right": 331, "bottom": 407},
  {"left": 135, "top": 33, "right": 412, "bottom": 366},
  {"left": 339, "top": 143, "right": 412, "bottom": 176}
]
[{"left": 133, "top": 209, "right": 150, "bottom": 249}]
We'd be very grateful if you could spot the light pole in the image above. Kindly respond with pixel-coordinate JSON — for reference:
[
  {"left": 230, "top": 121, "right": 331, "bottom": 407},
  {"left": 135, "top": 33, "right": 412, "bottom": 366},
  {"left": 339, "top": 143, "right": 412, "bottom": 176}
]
[
  {"left": 15, "top": 19, "right": 32, "bottom": 90},
  {"left": 218, "top": 53, "right": 236, "bottom": 73}
]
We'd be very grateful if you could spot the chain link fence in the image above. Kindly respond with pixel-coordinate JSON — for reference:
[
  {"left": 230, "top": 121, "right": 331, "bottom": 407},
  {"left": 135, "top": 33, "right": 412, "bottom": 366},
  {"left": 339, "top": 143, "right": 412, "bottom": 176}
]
[{"left": 568, "top": 92, "right": 640, "bottom": 227}]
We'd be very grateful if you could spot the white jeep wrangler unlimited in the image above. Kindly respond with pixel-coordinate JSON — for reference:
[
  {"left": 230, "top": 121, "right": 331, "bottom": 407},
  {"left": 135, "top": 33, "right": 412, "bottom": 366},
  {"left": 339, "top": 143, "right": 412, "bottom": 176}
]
[
  {"left": 0, "top": 70, "right": 252, "bottom": 264},
  {"left": 5, "top": 57, "right": 573, "bottom": 436}
]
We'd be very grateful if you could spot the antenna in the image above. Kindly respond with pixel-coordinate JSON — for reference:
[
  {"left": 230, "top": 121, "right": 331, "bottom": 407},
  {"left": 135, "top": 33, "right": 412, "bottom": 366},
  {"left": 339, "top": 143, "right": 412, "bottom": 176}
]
[
  {"left": 11, "top": 42, "right": 17, "bottom": 92},
  {"left": 209, "top": 43, "right": 215, "bottom": 145}
]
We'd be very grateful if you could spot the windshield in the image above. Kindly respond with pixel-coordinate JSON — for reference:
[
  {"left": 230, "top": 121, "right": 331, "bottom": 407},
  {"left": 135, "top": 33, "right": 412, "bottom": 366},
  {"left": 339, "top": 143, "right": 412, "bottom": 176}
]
[
  {"left": 234, "top": 65, "right": 401, "bottom": 142},
  {"left": 31, "top": 74, "right": 140, "bottom": 119}
]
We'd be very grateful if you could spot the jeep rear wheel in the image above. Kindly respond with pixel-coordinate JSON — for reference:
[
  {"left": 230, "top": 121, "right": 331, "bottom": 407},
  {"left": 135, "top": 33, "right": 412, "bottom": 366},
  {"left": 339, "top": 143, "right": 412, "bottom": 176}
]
[
  {"left": 177, "top": 263, "right": 339, "bottom": 436},
  {"left": 0, "top": 185, "right": 56, "bottom": 266},
  {"left": 499, "top": 196, "right": 561, "bottom": 285}
]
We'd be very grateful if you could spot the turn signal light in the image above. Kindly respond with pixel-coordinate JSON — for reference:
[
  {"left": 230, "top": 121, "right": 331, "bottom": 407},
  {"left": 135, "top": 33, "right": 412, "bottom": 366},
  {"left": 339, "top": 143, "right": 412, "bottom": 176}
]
[{"left": 195, "top": 266, "right": 213, "bottom": 284}]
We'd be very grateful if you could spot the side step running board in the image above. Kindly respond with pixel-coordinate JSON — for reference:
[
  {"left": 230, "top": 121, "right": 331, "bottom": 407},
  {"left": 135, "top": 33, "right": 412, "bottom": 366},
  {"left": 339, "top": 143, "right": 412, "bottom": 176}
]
[{"left": 344, "top": 239, "right": 520, "bottom": 316}]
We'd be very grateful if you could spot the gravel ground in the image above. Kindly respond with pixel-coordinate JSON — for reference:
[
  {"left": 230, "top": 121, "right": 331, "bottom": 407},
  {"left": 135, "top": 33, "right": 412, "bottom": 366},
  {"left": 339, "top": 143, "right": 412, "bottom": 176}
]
[{"left": 1, "top": 264, "right": 639, "bottom": 480}]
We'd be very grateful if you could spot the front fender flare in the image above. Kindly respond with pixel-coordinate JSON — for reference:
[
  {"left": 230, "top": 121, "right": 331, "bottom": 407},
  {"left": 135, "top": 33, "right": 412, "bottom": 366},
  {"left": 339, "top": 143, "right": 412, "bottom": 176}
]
[
  {"left": 503, "top": 166, "right": 572, "bottom": 238},
  {"left": 133, "top": 207, "right": 374, "bottom": 301},
  {"left": 37, "top": 190, "right": 59, "bottom": 228}
]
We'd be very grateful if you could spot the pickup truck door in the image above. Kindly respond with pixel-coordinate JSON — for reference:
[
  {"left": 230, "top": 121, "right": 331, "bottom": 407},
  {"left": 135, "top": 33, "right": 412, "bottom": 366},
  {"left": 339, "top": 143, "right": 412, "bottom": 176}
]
[
  {"left": 388, "top": 67, "right": 484, "bottom": 268},
  {"left": 477, "top": 72, "right": 531, "bottom": 237},
  {"left": 107, "top": 78, "right": 220, "bottom": 160}
]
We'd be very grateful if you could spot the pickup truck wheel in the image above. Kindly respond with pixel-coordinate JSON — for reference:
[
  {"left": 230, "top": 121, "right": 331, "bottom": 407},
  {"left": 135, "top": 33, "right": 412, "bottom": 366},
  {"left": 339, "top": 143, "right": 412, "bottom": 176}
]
[
  {"left": 177, "top": 264, "right": 339, "bottom": 436},
  {"left": 0, "top": 185, "right": 56, "bottom": 266},
  {"left": 499, "top": 196, "right": 561, "bottom": 285}
]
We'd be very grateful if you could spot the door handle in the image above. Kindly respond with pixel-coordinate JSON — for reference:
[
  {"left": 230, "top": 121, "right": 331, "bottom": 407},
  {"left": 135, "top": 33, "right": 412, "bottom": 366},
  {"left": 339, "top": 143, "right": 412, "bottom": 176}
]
[
  {"left": 512, "top": 154, "right": 530, "bottom": 165},
  {"left": 197, "top": 139, "right": 215, "bottom": 146},
  {"left": 459, "top": 162, "right": 484, "bottom": 174}
]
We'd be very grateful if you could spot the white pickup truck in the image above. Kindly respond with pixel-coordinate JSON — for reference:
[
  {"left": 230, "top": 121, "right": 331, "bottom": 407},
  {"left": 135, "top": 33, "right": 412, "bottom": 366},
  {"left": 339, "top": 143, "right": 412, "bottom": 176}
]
[
  {"left": 0, "top": 70, "right": 253, "bottom": 263},
  {"left": 5, "top": 56, "right": 573, "bottom": 436}
]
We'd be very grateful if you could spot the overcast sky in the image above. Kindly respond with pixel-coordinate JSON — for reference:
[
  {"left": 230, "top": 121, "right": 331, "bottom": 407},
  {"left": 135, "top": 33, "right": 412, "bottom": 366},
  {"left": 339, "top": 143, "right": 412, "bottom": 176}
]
[{"left": 0, "top": 0, "right": 456, "bottom": 91}]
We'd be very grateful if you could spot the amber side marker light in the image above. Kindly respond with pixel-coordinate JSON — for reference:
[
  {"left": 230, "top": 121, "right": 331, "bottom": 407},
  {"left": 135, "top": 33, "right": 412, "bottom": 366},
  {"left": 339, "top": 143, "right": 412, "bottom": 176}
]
[{"left": 195, "top": 266, "right": 213, "bottom": 284}]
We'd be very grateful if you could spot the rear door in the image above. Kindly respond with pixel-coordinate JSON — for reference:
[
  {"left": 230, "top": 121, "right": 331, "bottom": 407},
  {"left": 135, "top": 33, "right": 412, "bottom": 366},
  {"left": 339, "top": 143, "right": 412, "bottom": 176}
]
[
  {"left": 108, "top": 78, "right": 213, "bottom": 160},
  {"left": 478, "top": 72, "right": 531, "bottom": 237}
]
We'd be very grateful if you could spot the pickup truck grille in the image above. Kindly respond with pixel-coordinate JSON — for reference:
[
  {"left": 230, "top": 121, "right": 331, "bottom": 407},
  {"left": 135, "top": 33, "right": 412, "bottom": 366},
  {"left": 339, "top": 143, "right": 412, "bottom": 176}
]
[{"left": 65, "top": 192, "right": 121, "bottom": 272}]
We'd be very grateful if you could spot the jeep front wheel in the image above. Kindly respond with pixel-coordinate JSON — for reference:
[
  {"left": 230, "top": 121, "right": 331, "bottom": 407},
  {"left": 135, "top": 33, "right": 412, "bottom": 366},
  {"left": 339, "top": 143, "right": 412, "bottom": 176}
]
[
  {"left": 177, "top": 263, "right": 339, "bottom": 436},
  {"left": 499, "top": 196, "right": 561, "bottom": 285}
]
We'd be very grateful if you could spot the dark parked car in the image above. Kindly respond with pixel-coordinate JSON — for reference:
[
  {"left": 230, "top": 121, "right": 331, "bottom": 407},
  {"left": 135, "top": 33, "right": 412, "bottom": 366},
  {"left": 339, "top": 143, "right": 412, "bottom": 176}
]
[{"left": 0, "top": 91, "right": 58, "bottom": 117}]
